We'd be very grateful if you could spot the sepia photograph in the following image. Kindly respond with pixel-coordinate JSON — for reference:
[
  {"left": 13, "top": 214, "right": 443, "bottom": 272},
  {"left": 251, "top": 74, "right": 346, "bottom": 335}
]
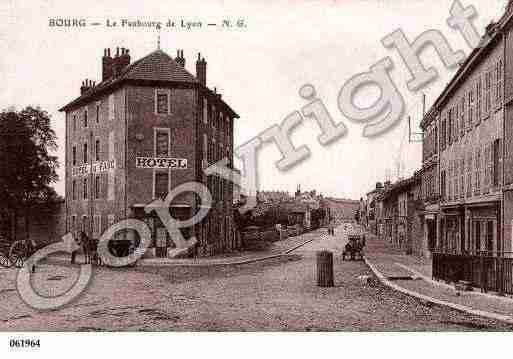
[{"left": 2, "top": 0, "right": 513, "bottom": 357}]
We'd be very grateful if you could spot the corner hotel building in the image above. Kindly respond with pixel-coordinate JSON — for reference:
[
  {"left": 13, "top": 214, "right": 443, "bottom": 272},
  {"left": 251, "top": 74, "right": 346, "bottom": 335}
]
[{"left": 59, "top": 46, "right": 240, "bottom": 257}]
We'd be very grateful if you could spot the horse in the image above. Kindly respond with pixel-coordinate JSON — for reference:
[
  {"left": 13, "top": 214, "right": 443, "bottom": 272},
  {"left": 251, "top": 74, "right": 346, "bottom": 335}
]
[{"left": 80, "top": 232, "right": 101, "bottom": 265}]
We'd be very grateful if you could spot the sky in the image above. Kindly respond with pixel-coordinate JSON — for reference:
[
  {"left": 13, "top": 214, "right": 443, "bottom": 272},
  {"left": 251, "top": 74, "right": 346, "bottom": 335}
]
[{"left": 0, "top": 0, "right": 507, "bottom": 200}]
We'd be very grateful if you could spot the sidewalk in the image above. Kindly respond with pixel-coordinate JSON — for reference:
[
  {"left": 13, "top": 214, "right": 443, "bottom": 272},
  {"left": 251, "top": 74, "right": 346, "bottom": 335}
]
[
  {"left": 364, "top": 233, "right": 513, "bottom": 324},
  {"left": 46, "top": 228, "right": 326, "bottom": 268}
]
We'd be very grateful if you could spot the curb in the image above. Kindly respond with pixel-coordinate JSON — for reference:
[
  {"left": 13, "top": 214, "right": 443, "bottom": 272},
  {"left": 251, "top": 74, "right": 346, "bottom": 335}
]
[
  {"left": 364, "top": 256, "right": 513, "bottom": 325},
  {"left": 139, "top": 234, "right": 322, "bottom": 267},
  {"left": 45, "top": 233, "right": 323, "bottom": 269}
]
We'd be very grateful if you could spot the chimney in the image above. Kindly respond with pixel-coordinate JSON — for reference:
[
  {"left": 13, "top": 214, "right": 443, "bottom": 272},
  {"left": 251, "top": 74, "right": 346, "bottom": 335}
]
[
  {"left": 117, "top": 47, "right": 130, "bottom": 70},
  {"left": 102, "top": 48, "right": 113, "bottom": 81},
  {"left": 112, "top": 47, "right": 122, "bottom": 77},
  {"left": 196, "top": 52, "right": 207, "bottom": 86},
  {"left": 80, "top": 79, "right": 94, "bottom": 95},
  {"left": 109, "top": 47, "right": 130, "bottom": 78},
  {"left": 176, "top": 49, "right": 185, "bottom": 67}
]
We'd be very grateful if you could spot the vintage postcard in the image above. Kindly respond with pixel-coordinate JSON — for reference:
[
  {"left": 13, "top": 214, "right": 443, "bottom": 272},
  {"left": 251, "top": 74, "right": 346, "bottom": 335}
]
[{"left": 1, "top": 0, "right": 513, "bottom": 357}]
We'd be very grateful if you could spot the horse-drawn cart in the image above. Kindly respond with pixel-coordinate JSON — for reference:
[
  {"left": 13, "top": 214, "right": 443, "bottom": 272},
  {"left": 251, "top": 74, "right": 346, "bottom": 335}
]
[
  {"left": 342, "top": 233, "right": 365, "bottom": 261},
  {"left": 0, "top": 236, "right": 36, "bottom": 268}
]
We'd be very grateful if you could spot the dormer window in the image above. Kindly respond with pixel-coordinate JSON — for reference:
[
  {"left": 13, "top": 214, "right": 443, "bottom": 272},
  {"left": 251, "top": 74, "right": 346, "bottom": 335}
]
[{"left": 155, "top": 88, "right": 171, "bottom": 115}]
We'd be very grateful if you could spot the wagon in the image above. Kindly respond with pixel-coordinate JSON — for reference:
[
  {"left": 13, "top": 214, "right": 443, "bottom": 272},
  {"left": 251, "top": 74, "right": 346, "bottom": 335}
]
[
  {"left": 0, "top": 236, "right": 36, "bottom": 269},
  {"left": 342, "top": 233, "right": 365, "bottom": 261}
]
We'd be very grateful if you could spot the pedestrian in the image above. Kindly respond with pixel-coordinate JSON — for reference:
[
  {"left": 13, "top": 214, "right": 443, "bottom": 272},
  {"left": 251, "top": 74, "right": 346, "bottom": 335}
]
[
  {"left": 70, "top": 231, "right": 81, "bottom": 264},
  {"left": 328, "top": 221, "right": 335, "bottom": 236}
]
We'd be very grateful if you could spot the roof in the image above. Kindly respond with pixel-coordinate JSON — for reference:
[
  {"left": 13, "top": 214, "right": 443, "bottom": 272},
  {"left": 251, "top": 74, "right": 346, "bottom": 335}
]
[
  {"left": 59, "top": 49, "right": 239, "bottom": 118},
  {"left": 421, "top": 7, "right": 513, "bottom": 128},
  {"left": 378, "top": 176, "right": 420, "bottom": 201}
]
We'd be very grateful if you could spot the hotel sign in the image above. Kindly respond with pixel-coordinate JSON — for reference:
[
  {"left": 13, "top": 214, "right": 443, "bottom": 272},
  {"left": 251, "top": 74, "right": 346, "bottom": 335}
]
[
  {"left": 72, "top": 159, "right": 116, "bottom": 177},
  {"left": 136, "top": 157, "right": 188, "bottom": 169}
]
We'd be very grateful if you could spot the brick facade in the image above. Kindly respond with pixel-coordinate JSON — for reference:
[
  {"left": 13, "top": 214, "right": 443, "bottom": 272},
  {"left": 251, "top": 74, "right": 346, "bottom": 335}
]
[{"left": 60, "top": 47, "right": 240, "bottom": 257}]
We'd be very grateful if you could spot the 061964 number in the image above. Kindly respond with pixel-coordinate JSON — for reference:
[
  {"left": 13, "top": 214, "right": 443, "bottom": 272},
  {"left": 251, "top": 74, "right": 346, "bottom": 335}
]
[{"left": 9, "top": 339, "right": 40, "bottom": 349}]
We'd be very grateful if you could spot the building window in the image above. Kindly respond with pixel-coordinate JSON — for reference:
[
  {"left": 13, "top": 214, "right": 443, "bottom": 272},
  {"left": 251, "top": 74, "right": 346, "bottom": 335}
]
[
  {"left": 434, "top": 126, "right": 438, "bottom": 154},
  {"left": 203, "top": 98, "right": 208, "bottom": 124},
  {"left": 155, "top": 89, "right": 170, "bottom": 115},
  {"left": 83, "top": 178, "right": 88, "bottom": 199},
  {"left": 497, "top": 59, "right": 503, "bottom": 105},
  {"left": 95, "top": 175, "right": 100, "bottom": 199},
  {"left": 93, "top": 215, "right": 101, "bottom": 237},
  {"left": 475, "top": 148, "right": 481, "bottom": 195},
  {"left": 453, "top": 160, "right": 458, "bottom": 199},
  {"left": 96, "top": 103, "right": 100, "bottom": 123},
  {"left": 72, "top": 115, "right": 77, "bottom": 133},
  {"left": 72, "top": 145, "right": 77, "bottom": 166},
  {"left": 83, "top": 108, "right": 88, "bottom": 128},
  {"left": 95, "top": 139, "right": 100, "bottom": 161},
  {"left": 211, "top": 105, "right": 216, "bottom": 132},
  {"left": 454, "top": 106, "right": 458, "bottom": 139},
  {"left": 71, "top": 215, "right": 76, "bottom": 233},
  {"left": 83, "top": 142, "right": 88, "bottom": 163},
  {"left": 468, "top": 90, "right": 474, "bottom": 128},
  {"left": 460, "top": 97, "right": 465, "bottom": 134},
  {"left": 108, "top": 94, "right": 115, "bottom": 121},
  {"left": 82, "top": 215, "right": 88, "bottom": 233},
  {"left": 460, "top": 157, "right": 465, "bottom": 198},
  {"left": 440, "top": 118, "right": 446, "bottom": 150},
  {"left": 154, "top": 128, "right": 170, "bottom": 157},
  {"left": 475, "top": 221, "right": 481, "bottom": 253},
  {"left": 203, "top": 133, "right": 208, "bottom": 166},
  {"left": 72, "top": 179, "right": 76, "bottom": 200},
  {"left": 485, "top": 143, "right": 492, "bottom": 190},
  {"left": 441, "top": 170, "right": 446, "bottom": 200},
  {"left": 154, "top": 171, "right": 169, "bottom": 199},
  {"left": 493, "top": 139, "right": 500, "bottom": 187},
  {"left": 486, "top": 221, "right": 494, "bottom": 252},
  {"left": 485, "top": 71, "right": 492, "bottom": 115},
  {"left": 448, "top": 109, "right": 453, "bottom": 144},
  {"left": 476, "top": 79, "right": 481, "bottom": 124},
  {"left": 467, "top": 152, "right": 472, "bottom": 197}
]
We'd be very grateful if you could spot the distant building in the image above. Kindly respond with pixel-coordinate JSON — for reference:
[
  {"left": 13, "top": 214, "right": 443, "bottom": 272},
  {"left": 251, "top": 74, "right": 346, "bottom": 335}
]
[
  {"left": 364, "top": 182, "right": 385, "bottom": 234},
  {"left": 324, "top": 198, "right": 360, "bottom": 223},
  {"left": 257, "top": 190, "right": 291, "bottom": 203},
  {"left": 378, "top": 176, "right": 423, "bottom": 255}
]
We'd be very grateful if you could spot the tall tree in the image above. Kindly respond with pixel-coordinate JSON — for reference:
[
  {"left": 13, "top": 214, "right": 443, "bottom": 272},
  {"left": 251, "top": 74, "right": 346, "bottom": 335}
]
[{"left": 0, "top": 106, "right": 59, "bottom": 241}]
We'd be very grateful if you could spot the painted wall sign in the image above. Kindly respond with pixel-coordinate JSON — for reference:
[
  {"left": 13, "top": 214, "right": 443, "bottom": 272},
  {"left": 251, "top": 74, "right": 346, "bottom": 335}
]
[
  {"left": 72, "top": 159, "right": 115, "bottom": 177},
  {"left": 136, "top": 157, "right": 188, "bottom": 169}
]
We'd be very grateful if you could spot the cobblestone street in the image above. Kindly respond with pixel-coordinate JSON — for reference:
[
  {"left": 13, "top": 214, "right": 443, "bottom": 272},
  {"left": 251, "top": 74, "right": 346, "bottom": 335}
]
[{"left": 1, "top": 228, "right": 512, "bottom": 331}]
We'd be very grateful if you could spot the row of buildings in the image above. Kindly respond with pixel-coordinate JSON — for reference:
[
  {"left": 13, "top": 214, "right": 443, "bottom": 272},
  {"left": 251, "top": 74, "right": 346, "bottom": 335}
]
[
  {"left": 361, "top": 1, "right": 513, "bottom": 261},
  {"left": 57, "top": 47, "right": 358, "bottom": 258}
]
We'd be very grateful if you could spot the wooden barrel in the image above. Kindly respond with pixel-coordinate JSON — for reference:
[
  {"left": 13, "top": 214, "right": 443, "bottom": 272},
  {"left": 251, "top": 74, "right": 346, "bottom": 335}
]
[{"left": 316, "top": 250, "right": 334, "bottom": 287}]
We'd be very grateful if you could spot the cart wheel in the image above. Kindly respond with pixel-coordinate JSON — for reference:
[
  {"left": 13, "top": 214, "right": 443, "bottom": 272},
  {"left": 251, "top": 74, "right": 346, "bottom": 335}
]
[
  {"left": 0, "top": 254, "right": 10, "bottom": 268},
  {"left": 10, "top": 254, "right": 24, "bottom": 268}
]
